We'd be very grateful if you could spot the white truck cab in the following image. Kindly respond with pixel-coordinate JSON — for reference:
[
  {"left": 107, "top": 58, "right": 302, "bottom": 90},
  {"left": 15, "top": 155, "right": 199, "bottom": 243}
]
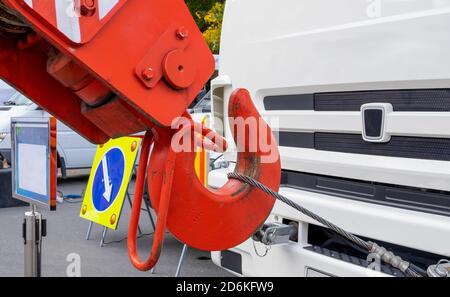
[
  {"left": 210, "top": 0, "right": 450, "bottom": 277},
  {"left": 0, "top": 91, "right": 96, "bottom": 177}
]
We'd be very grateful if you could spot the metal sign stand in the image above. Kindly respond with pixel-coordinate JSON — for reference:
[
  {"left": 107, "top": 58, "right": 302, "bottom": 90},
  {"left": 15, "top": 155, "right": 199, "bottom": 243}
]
[
  {"left": 83, "top": 160, "right": 188, "bottom": 276},
  {"left": 85, "top": 187, "right": 190, "bottom": 277},
  {"left": 175, "top": 244, "right": 188, "bottom": 277},
  {"left": 23, "top": 205, "right": 46, "bottom": 277},
  {"left": 85, "top": 190, "right": 156, "bottom": 247}
]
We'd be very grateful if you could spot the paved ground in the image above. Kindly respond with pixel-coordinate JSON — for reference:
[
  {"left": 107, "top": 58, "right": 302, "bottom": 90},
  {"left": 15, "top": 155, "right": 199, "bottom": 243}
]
[{"left": 0, "top": 176, "right": 233, "bottom": 277}]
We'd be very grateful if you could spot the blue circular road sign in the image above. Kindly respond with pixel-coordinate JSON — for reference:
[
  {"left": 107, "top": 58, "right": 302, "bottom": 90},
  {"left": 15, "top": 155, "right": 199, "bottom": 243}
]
[{"left": 92, "top": 148, "right": 125, "bottom": 212}]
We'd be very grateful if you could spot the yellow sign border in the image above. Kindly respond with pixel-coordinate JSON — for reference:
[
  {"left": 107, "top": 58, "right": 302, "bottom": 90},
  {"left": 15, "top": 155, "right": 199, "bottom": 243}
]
[{"left": 80, "top": 137, "right": 141, "bottom": 230}]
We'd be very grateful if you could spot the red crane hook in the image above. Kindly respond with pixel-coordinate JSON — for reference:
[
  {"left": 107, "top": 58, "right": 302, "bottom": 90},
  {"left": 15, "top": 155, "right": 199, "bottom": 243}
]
[{"left": 128, "top": 89, "right": 281, "bottom": 271}]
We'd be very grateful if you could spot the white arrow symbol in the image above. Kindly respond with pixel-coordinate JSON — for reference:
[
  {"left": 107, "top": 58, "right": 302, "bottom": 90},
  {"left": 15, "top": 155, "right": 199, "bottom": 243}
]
[{"left": 101, "top": 156, "right": 113, "bottom": 202}]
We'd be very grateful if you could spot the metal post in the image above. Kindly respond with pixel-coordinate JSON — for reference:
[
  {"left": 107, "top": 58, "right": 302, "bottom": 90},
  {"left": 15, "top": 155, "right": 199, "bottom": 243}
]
[
  {"left": 24, "top": 205, "right": 44, "bottom": 277},
  {"left": 85, "top": 221, "right": 93, "bottom": 240},
  {"left": 175, "top": 244, "right": 188, "bottom": 277},
  {"left": 100, "top": 226, "right": 107, "bottom": 247}
]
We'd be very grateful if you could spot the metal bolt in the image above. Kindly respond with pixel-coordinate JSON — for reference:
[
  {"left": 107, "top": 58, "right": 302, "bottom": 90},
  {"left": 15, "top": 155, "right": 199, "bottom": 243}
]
[
  {"left": 142, "top": 68, "right": 154, "bottom": 81},
  {"left": 110, "top": 214, "right": 117, "bottom": 225},
  {"left": 176, "top": 27, "right": 189, "bottom": 40},
  {"left": 80, "top": 0, "right": 96, "bottom": 17},
  {"left": 131, "top": 141, "right": 138, "bottom": 152}
]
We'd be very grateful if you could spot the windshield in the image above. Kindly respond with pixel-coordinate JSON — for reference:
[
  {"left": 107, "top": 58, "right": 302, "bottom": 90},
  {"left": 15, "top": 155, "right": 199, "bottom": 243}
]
[{"left": 4, "top": 92, "right": 33, "bottom": 106}]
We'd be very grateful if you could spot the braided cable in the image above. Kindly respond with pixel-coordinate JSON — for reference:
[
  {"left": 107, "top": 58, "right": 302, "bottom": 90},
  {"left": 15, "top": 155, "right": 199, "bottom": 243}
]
[{"left": 228, "top": 172, "right": 423, "bottom": 277}]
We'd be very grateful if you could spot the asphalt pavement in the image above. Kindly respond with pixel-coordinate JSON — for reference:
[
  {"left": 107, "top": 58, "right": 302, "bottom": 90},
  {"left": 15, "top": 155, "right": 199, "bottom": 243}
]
[{"left": 0, "top": 176, "right": 233, "bottom": 277}]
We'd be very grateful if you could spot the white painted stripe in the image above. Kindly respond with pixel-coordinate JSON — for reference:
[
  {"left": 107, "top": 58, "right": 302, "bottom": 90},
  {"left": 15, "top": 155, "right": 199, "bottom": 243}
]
[
  {"left": 24, "top": 0, "right": 33, "bottom": 7},
  {"left": 263, "top": 110, "right": 450, "bottom": 138},
  {"left": 280, "top": 146, "right": 450, "bottom": 192},
  {"left": 55, "top": 0, "right": 81, "bottom": 43},
  {"left": 98, "top": 0, "right": 119, "bottom": 20},
  {"left": 263, "top": 111, "right": 361, "bottom": 134},
  {"left": 387, "top": 112, "right": 450, "bottom": 138}
]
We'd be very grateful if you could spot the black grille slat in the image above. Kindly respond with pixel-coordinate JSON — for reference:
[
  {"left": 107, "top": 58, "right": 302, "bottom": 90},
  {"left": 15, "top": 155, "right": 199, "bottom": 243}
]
[
  {"left": 315, "top": 89, "right": 450, "bottom": 112},
  {"left": 315, "top": 133, "right": 450, "bottom": 161},
  {"left": 264, "top": 89, "right": 450, "bottom": 111},
  {"left": 278, "top": 132, "right": 450, "bottom": 162}
]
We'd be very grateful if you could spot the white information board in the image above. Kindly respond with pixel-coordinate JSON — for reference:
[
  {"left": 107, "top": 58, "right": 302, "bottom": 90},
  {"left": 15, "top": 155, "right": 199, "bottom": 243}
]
[{"left": 11, "top": 117, "right": 57, "bottom": 210}]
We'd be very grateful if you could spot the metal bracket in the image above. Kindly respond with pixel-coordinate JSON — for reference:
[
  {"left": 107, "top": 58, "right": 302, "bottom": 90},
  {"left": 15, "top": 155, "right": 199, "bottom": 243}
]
[
  {"left": 135, "top": 24, "right": 190, "bottom": 89},
  {"left": 253, "top": 222, "right": 298, "bottom": 246}
]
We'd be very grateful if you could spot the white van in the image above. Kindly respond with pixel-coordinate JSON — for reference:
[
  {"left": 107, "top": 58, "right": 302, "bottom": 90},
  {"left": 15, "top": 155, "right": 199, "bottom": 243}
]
[
  {"left": 209, "top": 0, "right": 450, "bottom": 277},
  {"left": 0, "top": 91, "right": 96, "bottom": 177}
]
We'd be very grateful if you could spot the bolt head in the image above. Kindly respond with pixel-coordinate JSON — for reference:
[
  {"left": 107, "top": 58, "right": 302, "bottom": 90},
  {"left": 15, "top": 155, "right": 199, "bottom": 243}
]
[
  {"left": 142, "top": 68, "right": 154, "bottom": 81},
  {"left": 176, "top": 27, "right": 189, "bottom": 40},
  {"left": 131, "top": 141, "right": 138, "bottom": 152},
  {"left": 80, "top": 0, "right": 96, "bottom": 17},
  {"left": 81, "top": 205, "right": 87, "bottom": 215},
  {"left": 110, "top": 214, "right": 117, "bottom": 225}
]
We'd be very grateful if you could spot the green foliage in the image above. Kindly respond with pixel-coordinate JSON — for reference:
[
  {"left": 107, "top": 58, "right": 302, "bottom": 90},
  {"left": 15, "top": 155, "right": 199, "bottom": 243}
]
[
  {"left": 185, "top": 0, "right": 225, "bottom": 54},
  {"left": 185, "top": 0, "right": 217, "bottom": 31},
  {"left": 202, "top": 2, "right": 224, "bottom": 54}
]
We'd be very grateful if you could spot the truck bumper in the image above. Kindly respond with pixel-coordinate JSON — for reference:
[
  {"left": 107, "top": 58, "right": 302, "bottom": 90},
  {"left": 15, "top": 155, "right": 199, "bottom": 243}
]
[
  {"left": 211, "top": 242, "right": 389, "bottom": 277},
  {"left": 209, "top": 169, "right": 450, "bottom": 277}
]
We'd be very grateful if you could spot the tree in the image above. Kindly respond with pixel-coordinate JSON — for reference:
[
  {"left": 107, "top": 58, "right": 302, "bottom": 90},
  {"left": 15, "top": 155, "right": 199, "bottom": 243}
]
[
  {"left": 185, "top": 0, "right": 225, "bottom": 54},
  {"left": 185, "top": 0, "right": 217, "bottom": 31},
  {"left": 202, "top": 2, "right": 224, "bottom": 54}
]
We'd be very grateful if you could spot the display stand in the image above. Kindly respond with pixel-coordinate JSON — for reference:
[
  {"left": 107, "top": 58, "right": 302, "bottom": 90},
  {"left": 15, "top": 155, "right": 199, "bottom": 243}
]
[
  {"left": 23, "top": 205, "right": 46, "bottom": 277},
  {"left": 11, "top": 117, "right": 57, "bottom": 277}
]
